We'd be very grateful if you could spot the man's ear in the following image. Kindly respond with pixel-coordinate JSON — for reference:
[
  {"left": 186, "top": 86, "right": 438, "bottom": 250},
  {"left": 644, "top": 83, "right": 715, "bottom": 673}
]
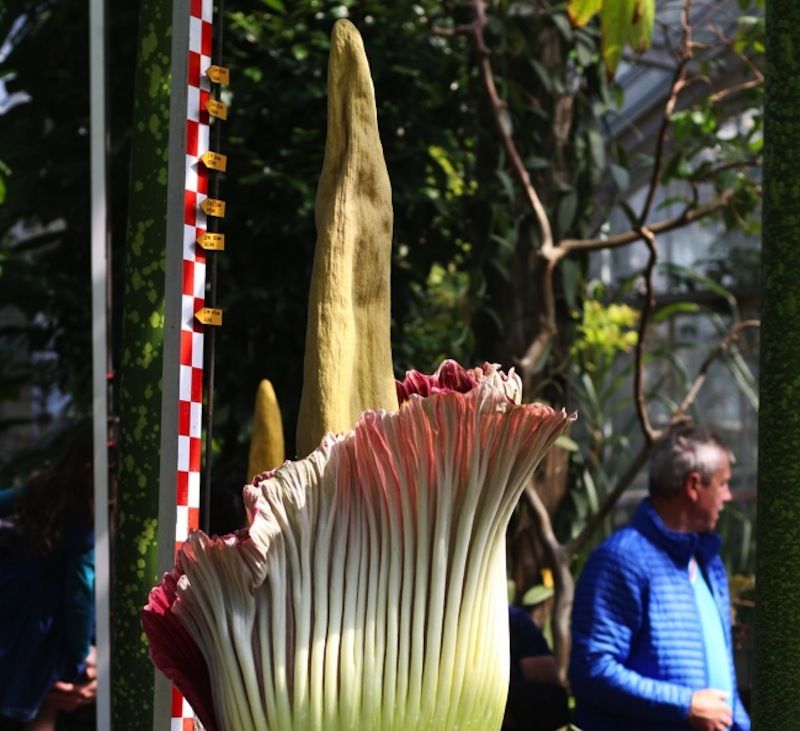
[{"left": 684, "top": 471, "right": 703, "bottom": 503}]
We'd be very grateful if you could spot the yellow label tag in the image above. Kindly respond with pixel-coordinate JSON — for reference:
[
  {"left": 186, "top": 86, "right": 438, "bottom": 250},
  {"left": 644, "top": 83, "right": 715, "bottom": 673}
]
[
  {"left": 197, "top": 232, "right": 226, "bottom": 251},
  {"left": 205, "top": 99, "right": 228, "bottom": 121},
  {"left": 201, "top": 151, "right": 228, "bottom": 172},
  {"left": 207, "top": 65, "right": 231, "bottom": 85},
  {"left": 200, "top": 198, "right": 226, "bottom": 218},
  {"left": 195, "top": 307, "right": 223, "bottom": 327}
]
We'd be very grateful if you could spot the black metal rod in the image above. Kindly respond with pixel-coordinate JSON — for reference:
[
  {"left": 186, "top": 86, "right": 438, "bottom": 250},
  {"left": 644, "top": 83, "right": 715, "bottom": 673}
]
[{"left": 201, "top": 0, "right": 225, "bottom": 535}]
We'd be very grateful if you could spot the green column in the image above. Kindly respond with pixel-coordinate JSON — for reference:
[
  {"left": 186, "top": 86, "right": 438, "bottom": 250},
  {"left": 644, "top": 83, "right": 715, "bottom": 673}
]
[
  {"left": 754, "top": 1, "right": 800, "bottom": 726},
  {"left": 112, "top": 1, "right": 172, "bottom": 727}
]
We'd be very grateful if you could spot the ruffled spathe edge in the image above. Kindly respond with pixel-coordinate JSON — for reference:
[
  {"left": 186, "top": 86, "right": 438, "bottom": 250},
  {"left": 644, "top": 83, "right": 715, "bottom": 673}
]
[{"left": 142, "top": 361, "right": 575, "bottom": 731}]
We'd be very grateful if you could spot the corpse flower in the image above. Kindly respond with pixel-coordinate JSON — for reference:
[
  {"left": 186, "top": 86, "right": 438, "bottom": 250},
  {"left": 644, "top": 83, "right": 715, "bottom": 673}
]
[
  {"left": 143, "top": 19, "right": 575, "bottom": 731},
  {"left": 143, "top": 361, "right": 574, "bottom": 730}
]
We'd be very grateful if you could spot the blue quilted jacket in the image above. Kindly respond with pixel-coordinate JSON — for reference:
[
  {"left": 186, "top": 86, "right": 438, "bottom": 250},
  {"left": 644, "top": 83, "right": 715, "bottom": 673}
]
[{"left": 569, "top": 499, "right": 750, "bottom": 731}]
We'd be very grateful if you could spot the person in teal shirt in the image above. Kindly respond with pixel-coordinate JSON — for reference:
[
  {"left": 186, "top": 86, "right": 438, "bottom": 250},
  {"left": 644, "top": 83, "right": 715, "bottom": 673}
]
[{"left": 0, "top": 422, "right": 96, "bottom": 729}]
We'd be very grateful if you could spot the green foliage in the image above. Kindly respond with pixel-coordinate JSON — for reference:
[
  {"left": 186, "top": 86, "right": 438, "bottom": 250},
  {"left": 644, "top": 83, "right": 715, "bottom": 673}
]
[
  {"left": 570, "top": 295, "right": 639, "bottom": 373},
  {"left": 394, "top": 255, "right": 474, "bottom": 375},
  {"left": 558, "top": 283, "right": 641, "bottom": 543}
]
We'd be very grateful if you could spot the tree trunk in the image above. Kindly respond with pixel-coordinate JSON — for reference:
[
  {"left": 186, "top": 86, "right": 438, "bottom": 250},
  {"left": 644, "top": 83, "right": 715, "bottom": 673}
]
[
  {"left": 111, "top": 1, "right": 172, "bottom": 726},
  {"left": 754, "top": 1, "right": 800, "bottom": 725}
]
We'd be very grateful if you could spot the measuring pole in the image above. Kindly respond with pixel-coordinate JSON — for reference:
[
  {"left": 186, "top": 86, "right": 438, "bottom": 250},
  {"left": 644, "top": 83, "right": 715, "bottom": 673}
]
[{"left": 156, "top": 0, "right": 227, "bottom": 726}]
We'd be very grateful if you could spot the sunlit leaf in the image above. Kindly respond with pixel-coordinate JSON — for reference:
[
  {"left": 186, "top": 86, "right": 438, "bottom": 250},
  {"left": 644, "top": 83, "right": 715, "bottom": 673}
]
[
  {"left": 601, "top": 0, "right": 637, "bottom": 77},
  {"left": 628, "top": 0, "right": 655, "bottom": 52},
  {"left": 567, "top": 0, "right": 602, "bottom": 27}
]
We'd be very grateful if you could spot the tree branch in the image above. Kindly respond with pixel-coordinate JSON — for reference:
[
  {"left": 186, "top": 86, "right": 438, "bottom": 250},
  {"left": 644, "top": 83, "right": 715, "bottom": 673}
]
[
  {"left": 691, "top": 157, "right": 762, "bottom": 181},
  {"left": 709, "top": 78, "right": 764, "bottom": 105},
  {"left": 460, "top": 0, "right": 554, "bottom": 255},
  {"left": 524, "top": 483, "right": 572, "bottom": 682},
  {"left": 516, "top": 257, "right": 557, "bottom": 386},
  {"left": 633, "top": 227, "right": 659, "bottom": 443},
  {"left": 553, "top": 188, "right": 736, "bottom": 259},
  {"left": 430, "top": 22, "right": 478, "bottom": 40},
  {"left": 637, "top": 0, "right": 694, "bottom": 227}
]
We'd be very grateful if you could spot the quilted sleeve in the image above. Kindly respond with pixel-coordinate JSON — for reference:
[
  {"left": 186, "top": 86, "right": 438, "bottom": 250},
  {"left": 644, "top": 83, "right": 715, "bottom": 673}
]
[{"left": 569, "top": 541, "right": 693, "bottom": 723}]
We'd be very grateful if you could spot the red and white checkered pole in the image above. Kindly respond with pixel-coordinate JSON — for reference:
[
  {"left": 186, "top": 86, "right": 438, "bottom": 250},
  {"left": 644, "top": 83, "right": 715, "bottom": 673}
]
[
  {"left": 157, "top": 0, "right": 225, "bottom": 727},
  {"left": 174, "top": 0, "right": 212, "bottom": 553}
]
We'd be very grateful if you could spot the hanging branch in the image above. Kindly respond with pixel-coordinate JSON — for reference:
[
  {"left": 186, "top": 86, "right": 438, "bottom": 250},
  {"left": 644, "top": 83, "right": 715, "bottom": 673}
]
[
  {"left": 524, "top": 483, "right": 572, "bottom": 681},
  {"left": 517, "top": 256, "right": 557, "bottom": 385},
  {"left": 433, "top": 0, "right": 554, "bottom": 256},
  {"left": 633, "top": 226, "right": 659, "bottom": 443},
  {"left": 432, "top": 0, "right": 558, "bottom": 388},
  {"left": 638, "top": 0, "right": 694, "bottom": 227}
]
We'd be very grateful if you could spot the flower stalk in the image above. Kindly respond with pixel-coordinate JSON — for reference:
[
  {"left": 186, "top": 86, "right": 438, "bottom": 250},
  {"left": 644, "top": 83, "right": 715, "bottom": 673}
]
[
  {"left": 295, "top": 19, "right": 397, "bottom": 458},
  {"left": 248, "top": 378, "right": 286, "bottom": 479}
]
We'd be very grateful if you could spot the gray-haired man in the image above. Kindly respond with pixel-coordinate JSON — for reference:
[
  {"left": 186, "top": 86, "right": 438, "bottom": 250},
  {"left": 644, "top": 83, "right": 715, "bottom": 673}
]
[{"left": 570, "top": 426, "right": 750, "bottom": 731}]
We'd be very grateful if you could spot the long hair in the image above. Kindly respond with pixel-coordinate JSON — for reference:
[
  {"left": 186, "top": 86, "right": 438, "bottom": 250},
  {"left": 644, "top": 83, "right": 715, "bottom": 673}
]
[{"left": 15, "top": 420, "right": 94, "bottom": 554}]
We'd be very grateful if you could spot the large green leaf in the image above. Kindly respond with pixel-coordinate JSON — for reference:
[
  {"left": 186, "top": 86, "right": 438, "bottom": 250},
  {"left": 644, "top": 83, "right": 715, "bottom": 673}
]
[
  {"left": 628, "top": 0, "right": 655, "bottom": 52},
  {"left": 723, "top": 347, "right": 760, "bottom": 411},
  {"left": 601, "top": 0, "right": 637, "bottom": 76}
]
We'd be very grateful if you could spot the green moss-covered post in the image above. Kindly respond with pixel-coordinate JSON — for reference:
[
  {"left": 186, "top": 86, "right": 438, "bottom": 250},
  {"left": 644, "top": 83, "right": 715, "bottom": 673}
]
[
  {"left": 754, "top": 1, "right": 800, "bottom": 726},
  {"left": 112, "top": 1, "right": 172, "bottom": 727}
]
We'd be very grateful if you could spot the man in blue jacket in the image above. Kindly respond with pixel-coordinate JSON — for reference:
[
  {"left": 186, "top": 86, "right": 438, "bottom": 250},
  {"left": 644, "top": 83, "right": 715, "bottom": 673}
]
[{"left": 569, "top": 425, "right": 750, "bottom": 731}]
